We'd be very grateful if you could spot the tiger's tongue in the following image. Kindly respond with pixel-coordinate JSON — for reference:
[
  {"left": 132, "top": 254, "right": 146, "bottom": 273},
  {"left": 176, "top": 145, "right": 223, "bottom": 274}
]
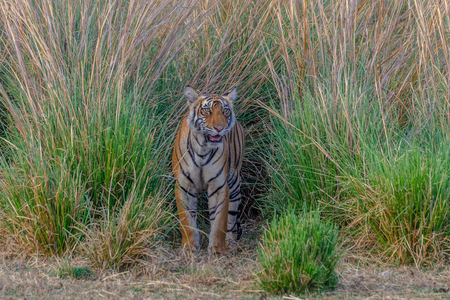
[{"left": 209, "top": 135, "right": 221, "bottom": 141}]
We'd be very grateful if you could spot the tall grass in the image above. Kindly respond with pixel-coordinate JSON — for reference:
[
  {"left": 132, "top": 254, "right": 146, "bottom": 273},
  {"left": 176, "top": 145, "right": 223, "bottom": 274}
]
[
  {"left": 351, "top": 144, "right": 450, "bottom": 265},
  {"left": 0, "top": 0, "right": 282, "bottom": 262},
  {"left": 1, "top": 0, "right": 449, "bottom": 267},
  {"left": 263, "top": 0, "right": 450, "bottom": 264},
  {"left": 0, "top": 0, "right": 196, "bottom": 260}
]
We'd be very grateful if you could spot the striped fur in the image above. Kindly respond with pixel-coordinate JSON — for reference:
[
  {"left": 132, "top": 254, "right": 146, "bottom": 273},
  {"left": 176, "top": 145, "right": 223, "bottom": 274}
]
[{"left": 172, "top": 86, "right": 245, "bottom": 254}]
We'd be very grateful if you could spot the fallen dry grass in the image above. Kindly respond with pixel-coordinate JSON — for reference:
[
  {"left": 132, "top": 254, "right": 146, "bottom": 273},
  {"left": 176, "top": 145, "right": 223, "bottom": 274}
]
[
  {"left": 0, "top": 220, "right": 263, "bottom": 300},
  {"left": 0, "top": 220, "right": 449, "bottom": 300}
]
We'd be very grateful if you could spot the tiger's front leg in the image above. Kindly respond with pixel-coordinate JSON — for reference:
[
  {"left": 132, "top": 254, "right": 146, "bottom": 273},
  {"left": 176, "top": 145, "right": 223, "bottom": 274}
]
[
  {"left": 175, "top": 183, "right": 200, "bottom": 251},
  {"left": 207, "top": 181, "right": 230, "bottom": 255}
]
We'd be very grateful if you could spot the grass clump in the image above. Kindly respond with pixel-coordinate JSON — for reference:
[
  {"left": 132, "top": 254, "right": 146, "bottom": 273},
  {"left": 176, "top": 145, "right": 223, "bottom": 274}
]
[
  {"left": 54, "top": 258, "right": 93, "bottom": 280},
  {"left": 60, "top": 266, "right": 93, "bottom": 280},
  {"left": 257, "top": 211, "right": 340, "bottom": 295},
  {"left": 71, "top": 267, "right": 93, "bottom": 280},
  {"left": 348, "top": 144, "right": 450, "bottom": 265},
  {"left": 81, "top": 190, "right": 169, "bottom": 269}
]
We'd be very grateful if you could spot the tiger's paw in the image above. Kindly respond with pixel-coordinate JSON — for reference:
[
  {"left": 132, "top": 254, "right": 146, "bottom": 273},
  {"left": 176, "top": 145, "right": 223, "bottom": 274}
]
[{"left": 207, "top": 244, "right": 227, "bottom": 255}]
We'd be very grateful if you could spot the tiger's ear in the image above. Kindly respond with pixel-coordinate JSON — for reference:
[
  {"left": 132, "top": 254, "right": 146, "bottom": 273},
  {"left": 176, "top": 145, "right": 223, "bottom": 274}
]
[
  {"left": 223, "top": 88, "right": 237, "bottom": 103},
  {"left": 184, "top": 85, "right": 199, "bottom": 104}
]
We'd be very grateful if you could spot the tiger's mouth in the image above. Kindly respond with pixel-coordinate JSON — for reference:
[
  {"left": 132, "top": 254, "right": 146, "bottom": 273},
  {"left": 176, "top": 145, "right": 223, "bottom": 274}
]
[{"left": 207, "top": 134, "right": 222, "bottom": 142}]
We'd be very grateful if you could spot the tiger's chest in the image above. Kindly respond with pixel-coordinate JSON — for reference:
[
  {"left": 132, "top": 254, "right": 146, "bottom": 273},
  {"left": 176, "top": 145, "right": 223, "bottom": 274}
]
[{"left": 188, "top": 143, "right": 229, "bottom": 192}]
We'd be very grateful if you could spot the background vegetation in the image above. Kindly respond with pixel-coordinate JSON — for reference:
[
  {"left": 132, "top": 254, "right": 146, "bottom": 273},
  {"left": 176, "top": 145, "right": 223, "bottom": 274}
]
[{"left": 0, "top": 0, "right": 449, "bottom": 278}]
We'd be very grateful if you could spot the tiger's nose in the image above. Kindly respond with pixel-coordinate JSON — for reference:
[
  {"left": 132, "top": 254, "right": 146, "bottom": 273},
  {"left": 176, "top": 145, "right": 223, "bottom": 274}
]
[{"left": 215, "top": 126, "right": 224, "bottom": 132}]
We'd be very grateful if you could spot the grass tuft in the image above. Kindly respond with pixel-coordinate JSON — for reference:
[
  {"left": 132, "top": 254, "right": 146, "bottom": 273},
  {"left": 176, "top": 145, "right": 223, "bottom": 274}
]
[
  {"left": 257, "top": 211, "right": 340, "bottom": 295},
  {"left": 53, "top": 257, "right": 93, "bottom": 280}
]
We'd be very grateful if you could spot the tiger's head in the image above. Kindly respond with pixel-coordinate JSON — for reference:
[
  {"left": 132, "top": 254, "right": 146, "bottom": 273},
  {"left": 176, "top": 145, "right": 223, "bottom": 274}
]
[{"left": 184, "top": 86, "right": 237, "bottom": 145}]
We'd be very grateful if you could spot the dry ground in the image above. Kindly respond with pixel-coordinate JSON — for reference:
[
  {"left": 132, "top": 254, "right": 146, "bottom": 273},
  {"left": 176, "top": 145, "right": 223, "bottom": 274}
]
[{"left": 1, "top": 221, "right": 450, "bottom": 300}]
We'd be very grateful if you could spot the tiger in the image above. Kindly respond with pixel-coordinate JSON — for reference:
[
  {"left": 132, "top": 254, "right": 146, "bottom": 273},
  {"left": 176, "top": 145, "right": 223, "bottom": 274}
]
[{"left": 172, "top": 85, "right": 245, "bottom": 254}]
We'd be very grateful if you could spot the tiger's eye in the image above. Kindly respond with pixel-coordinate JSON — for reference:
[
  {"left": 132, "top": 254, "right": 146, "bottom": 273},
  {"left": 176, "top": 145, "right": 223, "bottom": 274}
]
[
  {"left": 223, "top": 109, "right": 230, "bottom": 115},
  {"left": 202, "top": 108, "right": 211, "bottom": 114}
]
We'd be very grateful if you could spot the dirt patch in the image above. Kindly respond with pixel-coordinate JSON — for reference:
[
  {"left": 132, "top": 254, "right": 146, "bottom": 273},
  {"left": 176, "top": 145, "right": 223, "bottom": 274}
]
[{"left": 316, "top": 263, "right": 450, "bottom": 300}]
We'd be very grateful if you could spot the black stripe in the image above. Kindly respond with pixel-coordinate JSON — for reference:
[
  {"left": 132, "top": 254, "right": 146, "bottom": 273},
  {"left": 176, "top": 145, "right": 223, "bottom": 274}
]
[
  {"left": 227, "top": 174, "right": 239, "bottom": 190},
  {"left": 180, "top": 169, "right": 194, "bottom": 184},
  {"left": 229, "top": 188, "right": 241, "bottom": 197},
  {"left": 175, "top": 150, "right": 195, "bottom": 185},
  {"left": 235, "top": 128, "right": 242, "bottom": 169},
  {"left": 196, "top": 148, "right": 211, "bottom": 158},
  {"left": 229, "top": 187, "right": 240, "bottom": 199},
  {"left": 187, "top": 131, "right": 199, "bottom": 168},
  {"left": 177, "top": 144, "right": 188, "bottom": 165},
  {"left": 230, "top": 195, "right": 241, "bottom": 202},
  {"left": 229, "top": 222, "right": 239, "bottom": 231},
  {"left": 208, "top": 182, "right": 226, "bottom": 198},
  {"left": 208, "top": 162, "right": 226, "bottom": 183},
  {"left": 209, "top": 199, "right": 225, "bottom": 216},
  {"left": 210, "top": 208, "right": 223, "bottom": 220},
  {"left": 179, "top": 185, "right": 197, "bottom": 198},
  {"left": 229, "top": 187, "right": 241, "bottom": 197},
  {"left": 229, "top": 196, "right": 241, "bottom": 203},
  {"left": 174, "top": 147, "right": 182, "bottom": 165},
  {"left": 211, "top": 148, "right": 224, "bottom": 165},
  {"left": 228, "top": 128, "right": 234, "bottom": 165},
  {"left": 193, "top": 131, "right": 203, "bottom": 146},
  {"left": 232, "top": 129, "right": 238, "bottom": 169},
  {"left": 228, "top": 181, "right": 239, "bottom": 192},
  {"left": 202, "top": 148, "right": 218, "bottom": 165},
  {"left": 228, "top": 210, "right": 239, "bottom": 216}
]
